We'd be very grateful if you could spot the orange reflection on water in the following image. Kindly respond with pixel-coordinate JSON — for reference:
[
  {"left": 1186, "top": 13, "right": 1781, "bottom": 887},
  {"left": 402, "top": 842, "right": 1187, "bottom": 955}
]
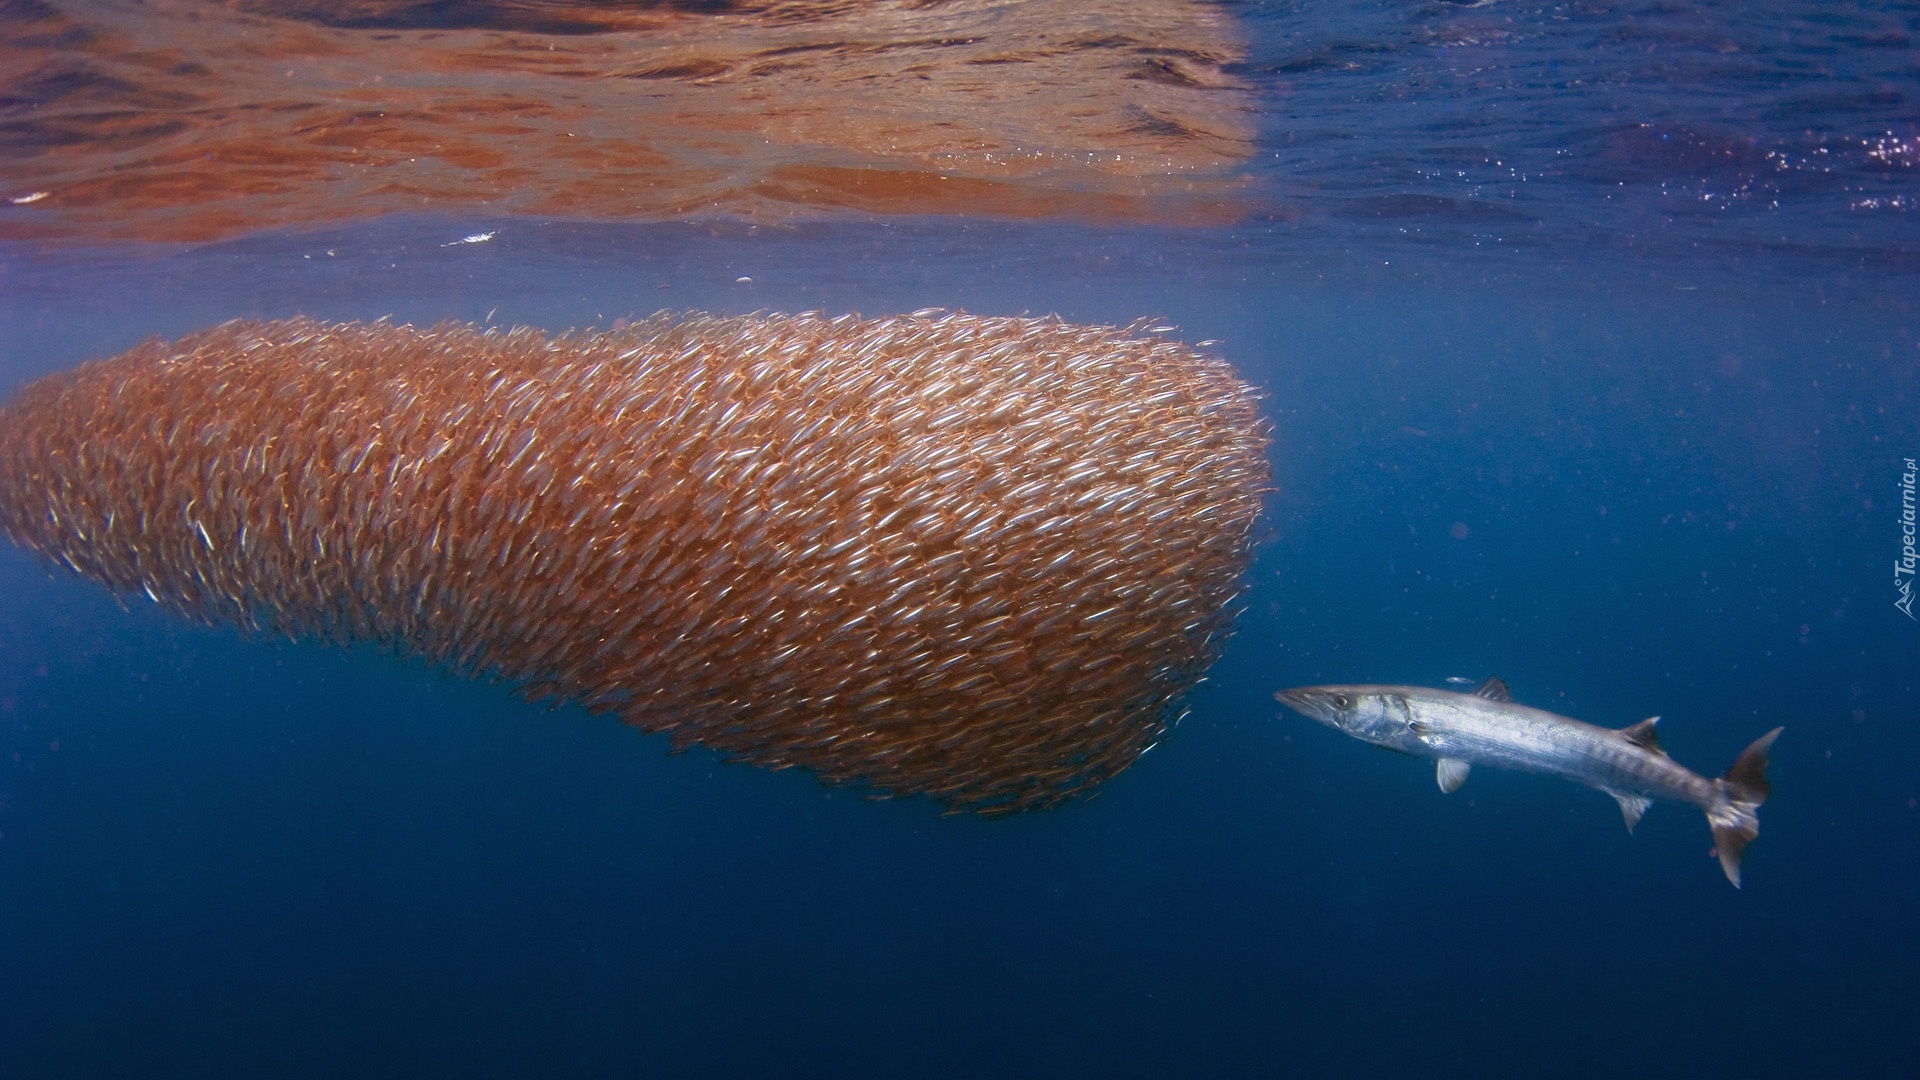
[{"left": 0, "top": 0, "right": 1254, "bottom": 243}]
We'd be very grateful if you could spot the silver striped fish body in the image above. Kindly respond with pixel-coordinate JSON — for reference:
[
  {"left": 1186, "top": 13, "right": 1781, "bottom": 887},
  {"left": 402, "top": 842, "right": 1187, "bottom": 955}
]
[
  {"left": 1364, "top": 687, "right": 1716, "bottom": 809},
  {"left": 1275, "top": 678, "right": 1782, "bottom": 886}
]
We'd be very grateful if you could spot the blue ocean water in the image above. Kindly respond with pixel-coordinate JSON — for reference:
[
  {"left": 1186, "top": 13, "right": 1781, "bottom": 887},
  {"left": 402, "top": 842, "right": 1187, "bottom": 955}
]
[{"left": 2, "top": 3, "right": 1917, "bottom": 1079}]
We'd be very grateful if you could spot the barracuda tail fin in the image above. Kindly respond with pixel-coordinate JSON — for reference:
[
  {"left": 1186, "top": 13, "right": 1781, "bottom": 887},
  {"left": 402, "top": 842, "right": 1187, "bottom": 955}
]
[{"left": 1707, "top": 727, "right": 1783, "bottom": 888}]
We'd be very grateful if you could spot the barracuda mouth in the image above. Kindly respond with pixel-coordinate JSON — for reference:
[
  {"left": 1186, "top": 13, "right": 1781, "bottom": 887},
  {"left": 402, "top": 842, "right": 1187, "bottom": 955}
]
[{"left": 1274, "top": 687, "right": 1342, "bottom": 725}]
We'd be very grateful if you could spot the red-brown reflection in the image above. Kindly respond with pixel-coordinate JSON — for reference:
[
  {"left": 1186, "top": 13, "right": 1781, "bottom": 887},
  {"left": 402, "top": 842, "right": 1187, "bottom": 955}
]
[{"left": 0, "top": 0, "right": 1254, "bottom": 243}]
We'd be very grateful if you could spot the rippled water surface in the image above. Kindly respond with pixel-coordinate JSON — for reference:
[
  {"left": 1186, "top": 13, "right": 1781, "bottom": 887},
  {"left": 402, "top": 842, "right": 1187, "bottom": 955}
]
[{"left": 1, "top": 3, "right": 1916, "bottom": 1078}]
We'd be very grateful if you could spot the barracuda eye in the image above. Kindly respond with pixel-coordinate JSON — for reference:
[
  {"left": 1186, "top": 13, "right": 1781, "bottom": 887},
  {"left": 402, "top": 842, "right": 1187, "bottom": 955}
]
[{"left": 1333, "top": 694, "right": 1350, "bottom": 709}]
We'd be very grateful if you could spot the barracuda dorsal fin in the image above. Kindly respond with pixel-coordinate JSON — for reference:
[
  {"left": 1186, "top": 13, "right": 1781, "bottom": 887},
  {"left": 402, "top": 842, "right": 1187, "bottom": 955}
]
[
  {"left": 1435, "top": 758, "right": 1472, "bottom": 793},
  {"left": 1472, "top": 676, "right": 1510, "bottom": 702},
  {"left": 1604, "top": 788, "right": 1653, "bottom": 832},
  {"left": 1619, "top": 716, "right": 1666, "bottom": 755}
]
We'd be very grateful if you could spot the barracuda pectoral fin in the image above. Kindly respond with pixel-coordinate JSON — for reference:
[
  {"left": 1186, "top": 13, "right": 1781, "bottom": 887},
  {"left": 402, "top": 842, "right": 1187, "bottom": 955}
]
[
  {"left": 1604, "top": 788, "right": 1653, "bottom": 833},
  {"left": 1435, "top": 757, "right": 1471, "bottom": 793}
]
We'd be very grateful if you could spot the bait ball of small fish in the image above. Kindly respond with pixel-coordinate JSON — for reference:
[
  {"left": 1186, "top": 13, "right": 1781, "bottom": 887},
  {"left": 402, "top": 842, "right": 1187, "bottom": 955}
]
[{"left": 0, "top": 311, "right": 1270, "bottom": 812}]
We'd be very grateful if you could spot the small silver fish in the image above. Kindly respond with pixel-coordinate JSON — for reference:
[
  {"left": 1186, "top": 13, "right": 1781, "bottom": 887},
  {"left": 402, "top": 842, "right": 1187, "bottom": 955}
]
[{"left": 1275, "top": 677, "right": 1782, "bottom": 887}]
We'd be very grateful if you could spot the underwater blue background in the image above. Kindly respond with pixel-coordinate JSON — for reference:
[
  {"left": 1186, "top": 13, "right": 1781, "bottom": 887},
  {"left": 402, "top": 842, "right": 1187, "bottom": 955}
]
[{"left": 3, "top": 3, "right": 1919, "bottom": 1078}]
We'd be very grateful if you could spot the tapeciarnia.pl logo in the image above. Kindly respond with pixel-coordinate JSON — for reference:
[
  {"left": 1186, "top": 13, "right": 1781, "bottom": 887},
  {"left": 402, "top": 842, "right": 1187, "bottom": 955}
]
[{"left": 1898, "top": 457, "right": 1917, "bottom": 620}]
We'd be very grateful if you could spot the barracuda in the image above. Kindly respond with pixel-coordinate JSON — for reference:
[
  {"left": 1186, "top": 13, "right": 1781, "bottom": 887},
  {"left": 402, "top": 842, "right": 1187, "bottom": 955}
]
[{"left": 1275, "top": 678, "right": 1782, "bottom": 887}]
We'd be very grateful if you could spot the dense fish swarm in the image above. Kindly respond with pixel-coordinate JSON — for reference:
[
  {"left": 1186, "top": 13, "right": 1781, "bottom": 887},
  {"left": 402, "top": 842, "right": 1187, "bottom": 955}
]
[{"left": 0, "top": 312, "right": 1269, "bottom": 812}]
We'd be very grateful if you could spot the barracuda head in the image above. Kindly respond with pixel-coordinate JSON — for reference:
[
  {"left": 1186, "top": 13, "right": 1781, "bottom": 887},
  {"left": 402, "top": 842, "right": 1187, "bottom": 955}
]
[{"left": 1274, "top": 685, "right": 1412, "bottom": 746}]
